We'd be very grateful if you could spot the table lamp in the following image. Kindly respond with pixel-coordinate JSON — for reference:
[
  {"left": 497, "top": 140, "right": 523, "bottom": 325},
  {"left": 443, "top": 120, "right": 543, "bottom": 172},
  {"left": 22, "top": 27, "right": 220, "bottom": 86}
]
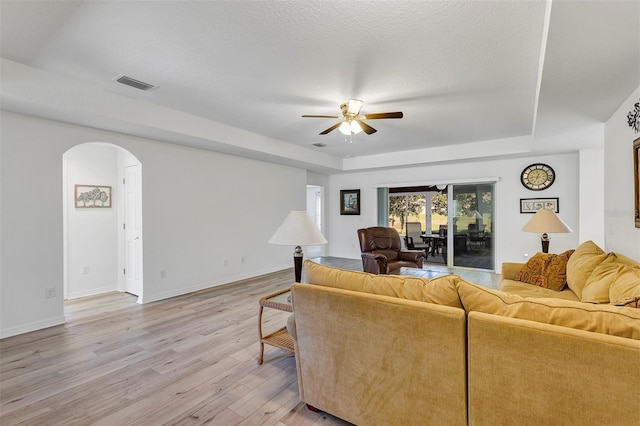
[
  {"left": 522, "top": 209, "right": 573, "bottom": 253},
  {"left": 269, "top": 211, "right": 327, "bottom": 282}
]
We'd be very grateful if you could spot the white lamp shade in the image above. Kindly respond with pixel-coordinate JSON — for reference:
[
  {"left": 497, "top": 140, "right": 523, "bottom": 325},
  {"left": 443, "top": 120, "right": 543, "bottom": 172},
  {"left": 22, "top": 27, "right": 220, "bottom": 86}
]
[
  {"left": 522, "top": 209, "right": 573, "bottom": 234},
  {"left": 269, "top": 211, "right": 328, "bottom": 246}
]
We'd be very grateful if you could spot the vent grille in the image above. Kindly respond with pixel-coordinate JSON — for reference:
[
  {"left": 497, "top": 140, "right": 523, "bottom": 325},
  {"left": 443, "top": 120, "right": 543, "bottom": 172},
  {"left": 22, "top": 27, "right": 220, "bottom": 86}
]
[
  {"left": 312, "top": 142, "right": 327, "bottom": 147},
  {"left": 114, "top": 75, "right": 157, "bottom": 91}
]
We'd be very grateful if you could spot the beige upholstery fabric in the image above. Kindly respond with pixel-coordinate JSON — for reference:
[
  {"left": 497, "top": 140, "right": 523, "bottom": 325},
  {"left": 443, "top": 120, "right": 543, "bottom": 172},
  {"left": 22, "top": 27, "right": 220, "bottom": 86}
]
[
  {"left": 501, "top": 262, "right": 524, "bottom": 280},
  {"left": 581, "top": 255, "right": 622, "bottom": 303},
  {"left": 303, "top": 260, "right": 463, "bottom": 309},
  {"left": 610, "top": 264, "right": 640, "bottom": 307},
  {"left": 565, "top": 240, "right": 607, "bottom": 299},
  {"left": 457, "top": 279, "right": 640, "bottom": 339},
  {"left": 468, "top": 312, "right": 640, "bottom": 426},
  {"left": 499, "top": 279, "right": 579, "bottom": 301},
  {"left": 291, "top": 261, "right": 640, "bottom": 425},
  {"left": 291, "top": 283, "right": 468, "bottom": 426}
]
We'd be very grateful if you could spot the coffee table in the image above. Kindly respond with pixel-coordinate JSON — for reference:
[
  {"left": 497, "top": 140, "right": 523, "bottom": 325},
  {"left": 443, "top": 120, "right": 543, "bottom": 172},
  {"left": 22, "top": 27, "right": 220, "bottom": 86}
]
[{"left": 258, "top": 288, "right": 294, "bottom": 365}]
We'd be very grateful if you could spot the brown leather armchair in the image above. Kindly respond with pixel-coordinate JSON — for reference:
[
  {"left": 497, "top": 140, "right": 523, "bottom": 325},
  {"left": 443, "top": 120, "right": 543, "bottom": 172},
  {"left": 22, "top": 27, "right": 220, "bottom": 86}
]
[{"left": 357, "top": 226, "right": 425, "bottom": 274}]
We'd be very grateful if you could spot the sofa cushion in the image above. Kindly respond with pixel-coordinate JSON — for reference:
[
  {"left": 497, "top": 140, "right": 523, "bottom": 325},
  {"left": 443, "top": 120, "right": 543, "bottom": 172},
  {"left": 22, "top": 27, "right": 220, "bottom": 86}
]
[
  {"left": 303, "top": 260, "right": 462, "bottom": 309},
  {"left": 566, "top": 240, "right": 607, "bottom": 299},
  {"left": 581, "top": 254, "right": 621, "bottom": 304},
  {"left": 499, "top": 279, "right": 579, "bottom": 301},
  {"left": 515, "top": 250, "right": 574, "bottom": 291},
  {"left": 609, "top": 264, "right": 640, "bottom": 308},
  {"left": 457, "top": 279, "right": 640, "bottom": 340}
]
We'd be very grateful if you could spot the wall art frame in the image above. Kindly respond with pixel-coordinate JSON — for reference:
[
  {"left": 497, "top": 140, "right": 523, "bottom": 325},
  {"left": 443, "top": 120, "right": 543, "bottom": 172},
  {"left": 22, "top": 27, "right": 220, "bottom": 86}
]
[
  {"left": 520, "top": 197, "right": 559, "bottom": 214},
  {"left": 634, "top": 137, "right": 640, "bottom": 228},
  {"left": 340, "top": 189, "right": 360, "bottom": 215},
  {"left": 75, "top": 184, "right": 112, "bottom": 208}
]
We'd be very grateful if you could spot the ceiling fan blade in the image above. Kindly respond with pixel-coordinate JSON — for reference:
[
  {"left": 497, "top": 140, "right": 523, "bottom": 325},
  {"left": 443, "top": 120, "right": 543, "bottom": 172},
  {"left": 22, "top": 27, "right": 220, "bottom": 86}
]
[
  {"left": 302, "top": 115, "right": 340, "bottom": 118},
  {"left": 319, "top": 122, "right": 342, "bottom": 135},
  {"left": 357, "top": 120, "right": 377, "bottom": 135},
  {"left": 363, "top": 112, "right": 404, "bottom": 119}
]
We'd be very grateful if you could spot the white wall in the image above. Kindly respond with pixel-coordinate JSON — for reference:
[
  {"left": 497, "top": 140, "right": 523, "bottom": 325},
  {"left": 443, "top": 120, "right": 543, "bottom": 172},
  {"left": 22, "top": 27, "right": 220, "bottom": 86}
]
[
  {"left": 0, "top": 111, "right": 305, "bottom": 337},
  {"left": 579, "top": 148, "right": 605, "bottom": 247},
  {"left": 327, "top": 153, "right": 580, "bottom": 270},
  {"left": 64, "top": 144, "right": 119, "bottom": 299},
  {"left": 604, "top": 85, "right": 640, "bottom": 260}
]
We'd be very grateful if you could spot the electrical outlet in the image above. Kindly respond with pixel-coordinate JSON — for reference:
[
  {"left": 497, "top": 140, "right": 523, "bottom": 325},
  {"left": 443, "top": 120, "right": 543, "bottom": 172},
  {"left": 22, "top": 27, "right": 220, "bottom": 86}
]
[
  {"left": 45, "top": 287, "right": 56, "bottom": 298},
  {"left": 82, "top": 265, "right": 89, "bottom": 275},
  {"left": 240, "top": 257, "right": 245, "bottom": 264},
  {"left": 223, "top": 259, "right": 228, "bottom": 267},
  {"left": 160, "top": 270, "right": 167, "bottom": 278}
]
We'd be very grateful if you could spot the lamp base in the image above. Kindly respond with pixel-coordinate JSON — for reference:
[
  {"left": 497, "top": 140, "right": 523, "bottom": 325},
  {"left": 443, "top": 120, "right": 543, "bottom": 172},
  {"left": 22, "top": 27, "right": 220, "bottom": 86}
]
[
  {"left": 541, "top": 233, "right": 550, "bottom": 254},
  {"left": 294, "top": 245, "right": 303, "bottom": 283}
]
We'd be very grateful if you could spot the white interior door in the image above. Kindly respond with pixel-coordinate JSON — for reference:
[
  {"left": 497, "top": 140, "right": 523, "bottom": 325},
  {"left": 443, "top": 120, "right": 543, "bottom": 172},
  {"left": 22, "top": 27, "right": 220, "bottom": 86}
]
[{"left": 124, "top": 164, "right": 142, "bottom": 296}]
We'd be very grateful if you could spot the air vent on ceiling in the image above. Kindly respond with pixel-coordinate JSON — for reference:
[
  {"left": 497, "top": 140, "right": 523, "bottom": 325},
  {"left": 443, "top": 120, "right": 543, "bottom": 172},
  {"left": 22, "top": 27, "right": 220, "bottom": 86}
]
[
  {"left": 312, "top": 142, "right": 327, "bottom": 147},
  {"left": 114, "top": 74, "right": 157, "bottom": 91}
]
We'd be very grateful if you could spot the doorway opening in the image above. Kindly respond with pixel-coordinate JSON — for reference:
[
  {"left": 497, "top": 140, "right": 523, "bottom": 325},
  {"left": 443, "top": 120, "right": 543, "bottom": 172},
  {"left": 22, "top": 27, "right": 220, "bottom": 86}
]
[
  {"left": 62, "top": 143, "right": 143, "bottom": 304},
  {"left": 305, "top": 185, "right": 325, "bottom": 258}
]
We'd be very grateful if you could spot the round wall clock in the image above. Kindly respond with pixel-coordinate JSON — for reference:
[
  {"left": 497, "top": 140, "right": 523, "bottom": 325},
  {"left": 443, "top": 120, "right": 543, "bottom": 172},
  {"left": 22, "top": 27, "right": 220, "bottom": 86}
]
[{"left": 520, "top": 163, "right": 555, "bottom": 191}]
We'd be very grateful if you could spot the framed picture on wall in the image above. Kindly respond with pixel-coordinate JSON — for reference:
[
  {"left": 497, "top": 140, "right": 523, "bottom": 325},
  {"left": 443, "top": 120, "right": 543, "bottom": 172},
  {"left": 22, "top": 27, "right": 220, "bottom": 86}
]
[
  {"left": 634, "top": 137, "right": 640, "bottom": 228},
  {"left": 340, "top": 189, "right": 360, "bottom": 215},
  {"left": 520, "top": 197, "right": 559, "bottom": 214},
  {"left": 75, "top": 185, "right": 112, "bottom": 208}
]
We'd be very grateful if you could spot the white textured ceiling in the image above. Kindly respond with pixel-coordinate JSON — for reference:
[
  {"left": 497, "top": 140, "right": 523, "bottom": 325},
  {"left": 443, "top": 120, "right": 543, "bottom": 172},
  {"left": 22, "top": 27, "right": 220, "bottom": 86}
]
[{"left": 1, "top": 0, "right": 638, "bottom": 172}]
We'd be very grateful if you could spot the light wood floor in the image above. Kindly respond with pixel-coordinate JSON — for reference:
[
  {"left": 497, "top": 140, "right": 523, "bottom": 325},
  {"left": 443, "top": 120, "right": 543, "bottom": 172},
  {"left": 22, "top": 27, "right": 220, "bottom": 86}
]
[{"left": 0, "top": 257, "right": 499, "bottom": 425}]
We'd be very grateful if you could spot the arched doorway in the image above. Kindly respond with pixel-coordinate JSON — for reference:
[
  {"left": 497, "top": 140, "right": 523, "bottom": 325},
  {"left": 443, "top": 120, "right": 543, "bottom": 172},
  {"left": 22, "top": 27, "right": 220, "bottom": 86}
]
[{"left": 62, "top": 142, "right": 143, "bottom": 303}]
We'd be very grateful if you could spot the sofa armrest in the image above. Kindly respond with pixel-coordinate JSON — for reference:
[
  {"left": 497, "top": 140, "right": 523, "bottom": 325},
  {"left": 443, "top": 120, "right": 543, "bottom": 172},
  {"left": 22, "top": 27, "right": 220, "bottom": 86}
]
[
  {"left": 361, "top": 252, "right": 387, "bottom": 274},
  {"left": 286, "top": 313, "right": 297, "bottom": 342},
  {"left": 501, "top": 262, "right": 524, "bottom": 280}
]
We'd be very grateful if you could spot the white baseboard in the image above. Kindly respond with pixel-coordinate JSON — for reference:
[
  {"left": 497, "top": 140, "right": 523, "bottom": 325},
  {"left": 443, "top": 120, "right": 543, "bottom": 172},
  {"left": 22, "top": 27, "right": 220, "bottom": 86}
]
[
  {"left": 139, "top": 264, "right": 291, "bottom": 304},
  {"left": 0, "top": 316, "right": 66, "bottom": 339},
  {"left": 67, "top": 285, "right": 118, "bottom": 300}
]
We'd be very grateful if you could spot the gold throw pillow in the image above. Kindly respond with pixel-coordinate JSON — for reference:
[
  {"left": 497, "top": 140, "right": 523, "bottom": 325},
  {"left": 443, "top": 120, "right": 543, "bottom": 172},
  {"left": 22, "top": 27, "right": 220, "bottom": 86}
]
[
  {"left": 566, "top": 240, "right": 607, "bottom": 299},
  {"left": 581, "top": 254, "right": 621, "bottom": 303},
  {"left": 609, "top": 265, "right": 640, "bottom": 308}
]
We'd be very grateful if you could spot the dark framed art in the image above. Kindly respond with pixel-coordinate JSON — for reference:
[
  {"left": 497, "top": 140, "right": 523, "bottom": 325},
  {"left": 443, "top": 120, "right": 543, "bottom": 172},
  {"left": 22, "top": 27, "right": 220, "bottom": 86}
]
[
  {"left": 520, "top": 197, "right": 559, "bottom": 214},
  {"left": 340, "top": 189, "right": 360, "bottom": 215},
  {"left": 634, "top": 137, "right": 640, "bottom": 228}
]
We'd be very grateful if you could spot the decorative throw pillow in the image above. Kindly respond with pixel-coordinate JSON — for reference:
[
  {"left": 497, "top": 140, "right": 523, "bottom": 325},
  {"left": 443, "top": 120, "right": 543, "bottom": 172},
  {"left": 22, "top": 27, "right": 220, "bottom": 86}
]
[
  {"left": 609, "top": 264, "right": 640, "bottom": 308},
  {"left": 515, "top": 250, "right": 575, "bottom": 291},
  {"left": 581, "top": 254, "right": 622, "bottom": 304},
  {"left": 566, "top": 241, "right": 607, "bottom": 299}
]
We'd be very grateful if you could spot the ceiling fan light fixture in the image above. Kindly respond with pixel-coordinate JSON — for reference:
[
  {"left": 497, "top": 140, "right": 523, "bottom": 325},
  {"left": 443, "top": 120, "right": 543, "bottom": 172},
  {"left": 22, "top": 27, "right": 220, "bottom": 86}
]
[
  {"left": 303, "top": 99, "right": 400, "bottom": 136},
  {"left": 347, "top": 99, "right": 364, "bottom": 115},
  {"left": 338, "top": 120, "right": 363, "bottom": 135}
]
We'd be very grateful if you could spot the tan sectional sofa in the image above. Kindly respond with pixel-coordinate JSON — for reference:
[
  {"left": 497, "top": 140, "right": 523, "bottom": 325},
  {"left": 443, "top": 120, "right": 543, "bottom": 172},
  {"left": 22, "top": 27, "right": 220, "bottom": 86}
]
[
  {"left": 500, "top": 240, "right": 640, "bottom": 306},
  {"left": 288, "top": 255, "right": 640, "bottom": 426}
]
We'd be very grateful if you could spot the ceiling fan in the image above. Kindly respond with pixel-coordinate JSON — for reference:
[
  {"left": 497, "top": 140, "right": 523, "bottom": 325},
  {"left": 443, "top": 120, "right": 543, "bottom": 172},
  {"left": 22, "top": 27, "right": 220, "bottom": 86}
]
[{"left": 302, "top": 99, "right": 403, "bottom": 136}]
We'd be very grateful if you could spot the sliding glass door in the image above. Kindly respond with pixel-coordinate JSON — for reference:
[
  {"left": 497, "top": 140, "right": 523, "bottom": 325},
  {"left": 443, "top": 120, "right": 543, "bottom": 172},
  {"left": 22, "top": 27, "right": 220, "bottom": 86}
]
[
  {"left": 381, "top": 183, "right": 494, "bottom": 270},
  {"left": 388, "top": 193, "right": 427, "bottom": 236},
  {"left": 450, "top": 184, "right": 494, "bottom": 270}
]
